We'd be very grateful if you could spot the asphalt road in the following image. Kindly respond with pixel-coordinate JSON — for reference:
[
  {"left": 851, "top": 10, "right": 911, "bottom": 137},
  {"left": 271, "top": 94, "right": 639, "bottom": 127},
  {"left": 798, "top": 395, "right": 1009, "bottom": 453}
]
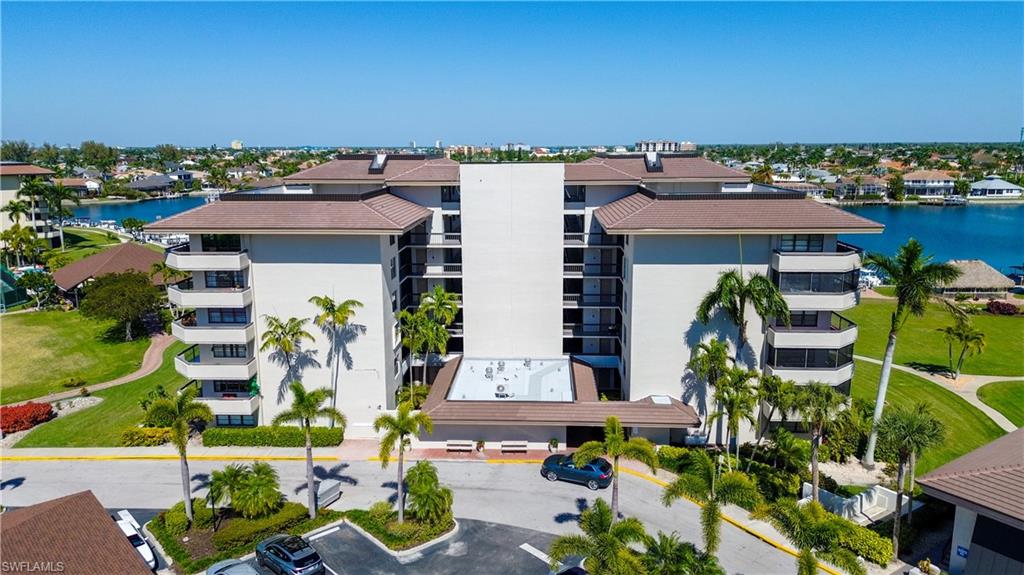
[{"left": 0, "top": 459, "right": 797, "bottom": 574}]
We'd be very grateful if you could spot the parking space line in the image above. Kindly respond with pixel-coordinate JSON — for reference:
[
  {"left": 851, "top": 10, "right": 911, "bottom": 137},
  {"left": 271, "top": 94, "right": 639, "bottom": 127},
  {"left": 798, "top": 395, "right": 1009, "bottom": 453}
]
[
  {"left": 519, "top": 543, "right": 553, "bottom": 565},
  {"left": 308, "top": 526, "right": 340, "bottom": 541},
  {"left": 324, "top": 565, "right": 341, "bottom": 575}
]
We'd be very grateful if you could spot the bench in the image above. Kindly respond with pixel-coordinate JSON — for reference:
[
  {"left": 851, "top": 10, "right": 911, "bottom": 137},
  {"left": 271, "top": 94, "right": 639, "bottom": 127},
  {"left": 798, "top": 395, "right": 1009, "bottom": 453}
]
[
  {"left": 446, "top": 440, "right": 475, "bottom": 452},
  {"left": 500, "top": 440, "right": 529, "bottom": 453}
]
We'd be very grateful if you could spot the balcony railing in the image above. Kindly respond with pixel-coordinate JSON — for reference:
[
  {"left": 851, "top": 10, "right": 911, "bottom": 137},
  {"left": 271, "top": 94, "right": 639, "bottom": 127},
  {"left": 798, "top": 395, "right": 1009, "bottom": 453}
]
[
  {"left": 563, "top": 234, "right": 624, "bottom": 247},
  {"left": 562, "top": 293, "right": 621, "bottom": 307},
  {"left": 401, "top": 263, "right": 462, "bottom": 277},
  {"left": 563, "top": 263, "right": 621, "bottom": 276},
  {"left": 179, "top": 380, "right": 260, "bottom": 416},
  {"left": 399, "top": 233, "right": 462, "bottom": 248},
  {"left": 447, "top": 322, "right": 464, "bottom": 336},
  {"left": 167, "top": 285, "right": 252, "bottom": 308},
  {"left": 166, "top": 245, "right": 249, "bottom": 271},
  {"left": 174, "top": 345, "right": 257, "bottom": 379},
  {"left": 402, "top": 292, "right": 463, "bottom": 309},
  {"left": 563, "top": 323, "right": 621, "bottom": 337}
]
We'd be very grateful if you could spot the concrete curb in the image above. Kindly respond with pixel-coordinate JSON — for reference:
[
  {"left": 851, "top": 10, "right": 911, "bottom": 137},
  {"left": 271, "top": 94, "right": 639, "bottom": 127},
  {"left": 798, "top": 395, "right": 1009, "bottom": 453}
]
[
  {"left": 345, "top": 517, "right": 460, "bottom": 561},
  {"left": 0, "top": 454, "right": 338, "bottom": 462},
  {"left": 141, "top": 520, "right": 174, "bottom": 572}
]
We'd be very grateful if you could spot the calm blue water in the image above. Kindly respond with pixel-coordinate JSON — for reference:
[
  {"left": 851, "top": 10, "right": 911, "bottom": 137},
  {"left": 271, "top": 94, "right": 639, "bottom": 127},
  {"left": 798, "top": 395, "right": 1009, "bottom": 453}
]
[
  {"left": 73, "top": 196, "right": 206, "bottom": 224},
  {"left": 840, "top": 204, "right": 1024, "bottom": 274}
]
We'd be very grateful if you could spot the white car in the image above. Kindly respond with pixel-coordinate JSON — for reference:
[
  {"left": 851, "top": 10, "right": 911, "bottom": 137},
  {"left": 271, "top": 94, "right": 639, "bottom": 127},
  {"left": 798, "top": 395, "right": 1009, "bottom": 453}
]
[{"left": 114, "top": 510, "right": 157, "bottom": 570}]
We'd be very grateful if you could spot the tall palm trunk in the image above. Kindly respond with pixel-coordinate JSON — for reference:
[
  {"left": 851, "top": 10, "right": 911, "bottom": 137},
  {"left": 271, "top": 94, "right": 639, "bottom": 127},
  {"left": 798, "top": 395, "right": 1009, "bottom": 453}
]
[
  {"left": 746, "top": 405, "right": 776, "bottom": 472},
  {"left": 954, "top": 344, "right": 969, "bottom": 380},
  {"left": 810, "top": 427, "right": 821, "bottom": 502},
  {"left": 329, "top": 328, "right": 340, "bottom": 428},
  {"left": 892, "top": 459, "right": 906, "bottom": 561},
  {"left": 396, "top": 445, "right": 406, "bottom": 523},
  {"left": 864, "top": 331, "right": 898, "bottom": 467},
  {"left": 59, "top": 223, "right": 66, "bottom": 252},
  {"left": 305, "top": 422, "right": 316, "bottom": 519},
  {"left": 907, "top": 452, "right": 917, "bottom": 526},
  {"left": 180, "top": 453, "right": 193, "bottom": 521},
  {"left": 611, "top": 455, "right": 620, "bottom": 520}
]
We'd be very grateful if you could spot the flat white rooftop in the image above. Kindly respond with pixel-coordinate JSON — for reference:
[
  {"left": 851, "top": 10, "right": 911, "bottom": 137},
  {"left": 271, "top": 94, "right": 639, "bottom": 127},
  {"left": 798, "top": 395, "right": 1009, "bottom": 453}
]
[{"left": 447, "top": 357, "right": 574, "bottom": 402}]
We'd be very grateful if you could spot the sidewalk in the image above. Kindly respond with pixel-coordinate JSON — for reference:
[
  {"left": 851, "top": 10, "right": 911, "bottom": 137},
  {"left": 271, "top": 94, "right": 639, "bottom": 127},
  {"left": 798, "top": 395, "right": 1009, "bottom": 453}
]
[{"left": 855, "top": 354, "right": 1021, "bottom": 432}]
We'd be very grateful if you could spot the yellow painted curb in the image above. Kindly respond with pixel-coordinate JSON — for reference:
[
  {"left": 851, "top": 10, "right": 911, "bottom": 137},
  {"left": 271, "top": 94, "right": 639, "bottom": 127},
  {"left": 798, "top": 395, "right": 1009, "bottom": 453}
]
[{"left": 1, "top": 455, "right": 336, "bottom": 462}]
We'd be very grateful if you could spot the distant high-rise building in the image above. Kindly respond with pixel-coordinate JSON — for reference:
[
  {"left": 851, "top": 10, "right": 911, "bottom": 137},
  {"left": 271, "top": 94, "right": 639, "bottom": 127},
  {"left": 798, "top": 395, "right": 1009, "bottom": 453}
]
[
  {"left": 435, "top": 140, "right": 443, "bottom": 149},
  {"left": 230, "top": 140, "right": 244, "bottom": 150},
  {"left": 635, "top": 140, "right": 696, "bottom": 153},
  {"left": 410, "top": 140, "right": 417, "bottom": 149}
]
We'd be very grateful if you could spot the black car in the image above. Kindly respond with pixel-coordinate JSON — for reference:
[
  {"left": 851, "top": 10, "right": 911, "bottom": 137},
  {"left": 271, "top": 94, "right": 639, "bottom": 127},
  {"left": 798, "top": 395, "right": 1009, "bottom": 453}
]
[
  {"left": 541, "top": 454, "right": 613, "bottom": 490},
  {"left": 255, "top": 534, "right": 324, "bottom": 575}
]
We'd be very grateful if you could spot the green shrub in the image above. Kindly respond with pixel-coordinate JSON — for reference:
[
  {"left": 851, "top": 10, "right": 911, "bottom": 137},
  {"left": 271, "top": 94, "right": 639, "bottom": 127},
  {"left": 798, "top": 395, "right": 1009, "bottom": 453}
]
[
  {"left": 120, "top": 427, "right": 172, "bottom": 446},
  {"left": 61, "top": 377, "right": 86, "bottom": 388},
  {"left": 162, "top": 498, "right": 214, "bottom": 535},
  {"left": 202, "top": 426, "right": 344, "bottom": 447},
  {"left": 746, "top": 459, "right": 801, "bottom": 501},
  {"left": 211, "top": 502, "right": 307, "bottom": 551},
  {"left": 346, "top": 508, "right": 455, "bottom": 551},
  {"left": 837, "top": 521, "right": 894, "bottom": 566},
  {"left": 656, "top": 445, "right": 690, "bottom": 472},
  {"left": 368, "top": 501, "right": 393, "bottom": 524}
]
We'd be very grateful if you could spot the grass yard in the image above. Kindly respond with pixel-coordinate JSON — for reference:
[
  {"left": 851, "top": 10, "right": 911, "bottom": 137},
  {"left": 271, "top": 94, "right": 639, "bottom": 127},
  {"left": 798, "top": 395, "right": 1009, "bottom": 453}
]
[
  {"left": 16, "top": 342, "right": 187, "bottom": 447},
  {"left": 47, "top": 227, "right": 122, "bottom": 265},
  {"left": 872, "top": 285, "right": 896, "bottom": 297},
  {"left": 845, "top": 299, "right": 1024, "bottom": 377},
  {"left": 976, "top": 380, "right": 1024, "bottom": 427},
  {"left": 1, "top": 310, "right": 150, "bottom": 404},
  {"left": 852, "top": 360, "right": 1006, "bottom": 474}
]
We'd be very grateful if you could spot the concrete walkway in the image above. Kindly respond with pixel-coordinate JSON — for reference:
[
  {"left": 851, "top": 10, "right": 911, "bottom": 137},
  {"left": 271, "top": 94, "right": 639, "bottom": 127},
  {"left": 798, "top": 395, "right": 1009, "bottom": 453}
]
[
  {"left": 855, "top": 354, "right": 1022, "bottom": 432},
  {"left": 11, "top": 333, "right": 176, "bottom": 407}
]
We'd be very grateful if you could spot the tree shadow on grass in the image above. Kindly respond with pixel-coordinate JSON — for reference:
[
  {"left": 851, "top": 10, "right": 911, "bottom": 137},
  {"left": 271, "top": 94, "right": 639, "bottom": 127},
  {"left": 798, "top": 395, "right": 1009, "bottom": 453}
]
[
  {"left": 554, "top": 497, "right": 590, "bottom": 524},
  {"left": 906, "top": 362, "right": 951, "bottom": 377}
]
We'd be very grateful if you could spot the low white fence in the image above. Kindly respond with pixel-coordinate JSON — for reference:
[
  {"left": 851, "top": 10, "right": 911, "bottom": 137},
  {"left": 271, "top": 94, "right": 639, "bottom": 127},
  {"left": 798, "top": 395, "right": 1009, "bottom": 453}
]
[{"left": 798, "top": 482, "right": 916, "bottom": 525}]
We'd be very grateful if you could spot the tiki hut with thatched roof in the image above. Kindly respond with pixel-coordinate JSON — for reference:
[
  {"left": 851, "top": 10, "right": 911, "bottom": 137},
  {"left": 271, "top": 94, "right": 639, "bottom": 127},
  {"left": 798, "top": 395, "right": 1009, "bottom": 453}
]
[{"left": 938, "top": 259, "right": 1014, "bottom": 299}]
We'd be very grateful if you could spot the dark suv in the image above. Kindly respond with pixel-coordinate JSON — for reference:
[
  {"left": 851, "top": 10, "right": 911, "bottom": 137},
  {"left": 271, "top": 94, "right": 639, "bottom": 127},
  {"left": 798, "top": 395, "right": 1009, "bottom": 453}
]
[
  {"left": 541, "top": 454, "right": 612, "bottom": 490},
  {"left": 255, "top": 535, "right": 324, "bottom": 575}
]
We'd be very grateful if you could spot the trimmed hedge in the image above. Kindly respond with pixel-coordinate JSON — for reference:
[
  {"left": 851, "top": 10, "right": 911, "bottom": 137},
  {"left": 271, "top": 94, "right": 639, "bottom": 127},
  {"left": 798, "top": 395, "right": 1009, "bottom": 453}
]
[
  {"left": 202, "top": 426, "right": 344, "bottom": 447},
  {"left": 0, "top": 402, "right": 55, "bottom": 434},
  {"left": 347, "top": 508, "right": 455, "bottom": 551},
  {"left": 163, "top": 498, "right": 214, "bottom": 535},
  {"left": 120, "top": 427, "right": 172, "bottom": 446},
  {"left": 656, "top": 445, "right": 690, "bottom": 472},
  {"left": 211, "top": 502, "right": 308, "bottom": 550},
  {"left": 837, "top": 521, "right": 894, "bottom": 566}
]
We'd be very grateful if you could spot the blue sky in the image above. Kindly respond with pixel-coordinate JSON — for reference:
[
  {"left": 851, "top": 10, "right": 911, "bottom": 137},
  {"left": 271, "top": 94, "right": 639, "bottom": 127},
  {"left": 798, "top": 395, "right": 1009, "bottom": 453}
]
[{"left": 2, "top": 2, "right": 1021, "bottom": 147}]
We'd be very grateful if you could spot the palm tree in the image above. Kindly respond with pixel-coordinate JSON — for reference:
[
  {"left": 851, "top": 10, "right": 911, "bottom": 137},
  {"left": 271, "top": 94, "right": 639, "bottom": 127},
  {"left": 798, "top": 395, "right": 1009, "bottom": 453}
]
[
  {"left": 688, "top": 339, "right": 732, "bottom": 440},
  {"left": 418, "top": 285, "right": 459, "bottom": 326},
  {"left": 396, "top": 384, "right": 430, "bottom": 409},
  {"left": 373, "top": 401, "right": 433, "bottom": 523},
  {"left": 747, "top": 374, "right": 797, "bottom": 470},
  {"left": 259, "top": 315, "right": 315, "bottom": 381},
  {"left": 573, "top": 416, "right": 657, "bottom": 520},
  {"left": 877, "top": 403, "right": 945, "bottom": 559},
  {"left": 750, "top": 164, "right": 773, "bottom": 184},
  {"left": 662, "top": 450, "right": 760, "bottom": 555},
  {"left": 1, "top": 224, "right": 38, "bottom": 266},
  {"left": 769, "top": 428, "right": 810, "bottom": 472},
  {"left": 548, "top": 498, "right": 648, "bottom": 575},
  {"left": 861, "top": 239, "right": 961, "bottom": 467},
  {"left": 233, "top": 461, "right": 282, "bottom": 519},
  {"left": 937, "top": 322, "right": 986, "bottom": 380},
  {"left": 42, "top": 182, "right": 80, "bottom": 251},
  {"left": 754, "top": 499, "right": 866, "bottom": 575},
  {"left": 272, "top": 380, "right": 347, "bottom": 519},
  {"left": 145, "top": 387, "right": 214, "bottom": 523},
  {"left": 905, "top": 403, "right": 945, "bottom": 527},
  {"left": 396, "top": 308, "right": 430, "bottom": 385},
  {"left": 1, "top": 199, "right": 30, "bottom": 223},
  {"left": 150, "top": 261, "right": 189, "bottom": 286},
  {"left": 696, "top": 270, "right": 789, "bottom": 351},
  {"left": 642, "top": 531, "right": 723, "bottom": 575},
  {"left": 308, "top": 295, "right": 363, "bottom": 421},
  {"left": 796, "top": 383, "right": 846, "bottom": 502},
  {"left": 705, "top": 366, "right": 758, "bottom": 470},
  {"left": 404, "top": 460, "right": 453, "bottom": 526},
  {"left": 207, "top": 463, "right": 246, "bottom": 529}
]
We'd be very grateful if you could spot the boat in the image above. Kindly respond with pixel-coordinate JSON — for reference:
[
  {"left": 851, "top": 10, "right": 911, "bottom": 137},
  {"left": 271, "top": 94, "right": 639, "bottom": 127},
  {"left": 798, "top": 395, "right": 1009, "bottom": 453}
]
[{"left": 944, "top": 196, "right": 968, "bottom": 206}]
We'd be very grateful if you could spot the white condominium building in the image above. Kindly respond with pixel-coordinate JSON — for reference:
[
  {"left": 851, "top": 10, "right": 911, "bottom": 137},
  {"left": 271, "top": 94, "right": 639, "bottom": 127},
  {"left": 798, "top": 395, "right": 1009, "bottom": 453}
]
[
  {"left": 1, "top": 162, "right": 60, "bottom": 248},
  {"left": 149, "top": 152, "right": 882, "bottom": 447}
]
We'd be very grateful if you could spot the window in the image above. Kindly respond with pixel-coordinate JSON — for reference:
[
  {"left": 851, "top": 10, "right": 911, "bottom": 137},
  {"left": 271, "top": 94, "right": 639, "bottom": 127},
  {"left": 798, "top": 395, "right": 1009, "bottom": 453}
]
[
  {"left": 564, "top": 185, "right": 586, "bottom": 203},
  {"left": 389, "top": 235, "right": 396, "bottom": 246},
  {"left": 216, "top": 415, "right": 256, "bottom": 427},
  {"left": 622, "top": 325, "right": 627, "bottom": 346},
  {"left": 390, "top": 257, "right": 396, "bottom": 280},
  {"left": 766, "top": 344, "right": 855, "bottom": 369},
  {"left": 779, "top": 234, "right": 824, "bottom": 253},
  {"left": 441, "top": 186, "right": 461, "bottom": 203},
  {"left": 788, "top": 311, "right": 818, "bottom": 327},
  {"left": 212, "top": 344, "right": 248, "bottom": 358},
  {"left": 200, "top": 234, "right": 241, "bottom": 252},
  {"left": 213, "top": 380, "right": 250, "bottom": 393},
  {"left": 204, "top": 271, "right": 244, "bottom": 288},
  {"left": 208, "top": 308, "right": 248, "bottom": 324},
  {"left": 391, "top": 291, "right": 398, "bottom": 312},
  {"left": 563, "top": 215, "right": 584, "bottom": 233},
  {"left": 443, "top": 215, "right": 461, "bottom": 233},
  {"left": 773, "top": 270, "right": 858, "bottom": 293}
]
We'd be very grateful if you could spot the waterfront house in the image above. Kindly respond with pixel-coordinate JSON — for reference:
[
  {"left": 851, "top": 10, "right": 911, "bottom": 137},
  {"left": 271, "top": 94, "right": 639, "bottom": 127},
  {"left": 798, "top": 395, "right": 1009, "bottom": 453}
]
[
  {"left": 55, "top": 177, "right": 102, "bottom": 198},
  {"left": 918, "top": 427, "right": 1024, "bottom": 575},
  {"left": 836, "top": 175, "right": 887, "bottom": 199},
  {"left": 767, "top": 181, "right": 827, "bottom": 198},
  {"left": 938, "top": 259, "right": 1015, "bottom": 299},
  {"left": 903, "top": 169, "right": 955, "bottom": 198},
  {"left": 146, "top": 152, "right": 882, "bottom": 448},
  {"left": 128, "top": 174, "right": 174, "bottom": 196},
  {"left": 969, "top": 175, "right": 1023, "bottom": 200},
  {"left": 0, "top": 161, "right": 59, "bottom": 248},
  {"left": 53, "top": 242, "right": 168, "bottom": 303}
]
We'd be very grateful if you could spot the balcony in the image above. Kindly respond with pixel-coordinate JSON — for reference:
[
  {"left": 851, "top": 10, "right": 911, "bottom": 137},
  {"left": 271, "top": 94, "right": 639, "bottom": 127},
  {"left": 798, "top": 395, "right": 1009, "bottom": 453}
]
[
  {"left": 766, "top": 362, "right": 855, "bottom": 386},
  {"left": 399, "top": 233, "right": 462, "bottom": 248},
  {"left": 563, "top": 293, "right": 621, "bottom": 308},
  {"left": 767, "top": 313, "right": 858, "bottom": 348},
  {"left": 174, "top": 346, "right": 257, "bottom": 380},
  {"left": 167, "top": 285, "right": 252, "bottom": 308},
  {"left": 401, "top": 263, "right": 462, "bottom": 278},
  {"left": 179, "top": 381, "right": 260, "bottom": 416},
  {"left": 772, "top": 242, "right": 862, "bottom": 273},
  {"left": 166, "top": 245, "right": 249, "bottom": 271},
  {"left": 563, "top": 323, "right": 621, "bottom": 338},
  {"left": 783, "top": 291, "right": 859, "bottom": 311},
  {"left": 447, "top": 322, "right": 465, "bottom": 336},
  {"left": 563, "top": 234, "right": 624, "bottom": 247},
  {"left": 171, "top": 316, "right": 255, "bottom": 345},
  {"left": 402, "top": 292, "right": 463, "bottom": 309},
  {"left": 563, "top": 263, "right": 621, "bottom": 277}
]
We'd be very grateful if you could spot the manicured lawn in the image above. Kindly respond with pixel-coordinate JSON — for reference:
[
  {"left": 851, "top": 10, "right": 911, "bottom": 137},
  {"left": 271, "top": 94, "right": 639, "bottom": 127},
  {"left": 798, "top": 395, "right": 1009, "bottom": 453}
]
[
  {"left": 976, "top": 380, "right": 1024, "bottom": 427},
  {"left": 872, "top": 285, "right": 896, "bottom": 297},
  {"left": 1, "top": 310, "right": 150, "bottom": 404},
  {"left": 46, "top": 227, "right": 121, "bottom": 265},
  {"left": 16, "top": 342, "right": 187, "bottom": 447},
  {"left": 845, "top": 299, "right": 1024, "bottom": 376},
  {"left": 852, "top": 360, "right": 1006, "bottom": 474}
]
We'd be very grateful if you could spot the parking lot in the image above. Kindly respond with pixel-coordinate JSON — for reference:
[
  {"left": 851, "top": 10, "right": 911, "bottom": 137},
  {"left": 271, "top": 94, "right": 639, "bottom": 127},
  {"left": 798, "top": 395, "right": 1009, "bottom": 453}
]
[{"left": 243, "top": 519, "right": 561, "bottom": 575}]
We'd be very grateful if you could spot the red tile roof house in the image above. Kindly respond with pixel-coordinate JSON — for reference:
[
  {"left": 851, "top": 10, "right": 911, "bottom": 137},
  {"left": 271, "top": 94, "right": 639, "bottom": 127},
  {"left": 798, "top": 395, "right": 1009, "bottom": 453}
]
[
  {"left": 52, "top": 242, "right": 168, "bottom": 304},
  {"left": 918, "top": 427, "right": 1024, "bottom": 575}
]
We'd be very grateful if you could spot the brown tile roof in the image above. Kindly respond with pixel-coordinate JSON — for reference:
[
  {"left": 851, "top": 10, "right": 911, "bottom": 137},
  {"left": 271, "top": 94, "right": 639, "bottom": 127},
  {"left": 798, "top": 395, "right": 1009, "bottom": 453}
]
[
  {"left": 574, "top": 155, "right": 749, "bottom": 182},
  {"left": 564, "top": 161, "right": 640, "bottom": 183},
  {"left": 145, "top": 192, "right": 431, "bottom": 234},
  {"left": 0, "top": 491, "right": 154, "bottom": 575},
  {"left": 52, "top": 242, "right": 166, "bottom": 291},
  {"left": 0, "top": 162, "right": 54, "bottom": 176},
  {"left": 422, "top": 356, "right": 699, "bottom": 428},
  {"left": 55, "top": 178, "right": 89, "bottom": 187},
  {"left": 594, "top": 193, "right": 884, "bottom": 234},
  {"left": 284, "top": 156, "right": 458, "bottom": 184},
  {"left": 903, "top": 169, "right": 955, "bottom": 181},
  {"left": 918, "top": 427, "right": 1024, "bottom": 528}
]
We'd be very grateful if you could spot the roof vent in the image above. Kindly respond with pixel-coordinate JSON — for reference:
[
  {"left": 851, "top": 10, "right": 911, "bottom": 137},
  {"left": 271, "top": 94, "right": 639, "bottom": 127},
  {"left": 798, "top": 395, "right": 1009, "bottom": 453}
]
[
  {"left": 644, "top": 152, "right": 663, "bottom": 173},
  {"left": 651, "top": 395, "right": 672, "bottom": 405},
  {"left": 369, "top": 153, "right": 388, "bottom": 174}
]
